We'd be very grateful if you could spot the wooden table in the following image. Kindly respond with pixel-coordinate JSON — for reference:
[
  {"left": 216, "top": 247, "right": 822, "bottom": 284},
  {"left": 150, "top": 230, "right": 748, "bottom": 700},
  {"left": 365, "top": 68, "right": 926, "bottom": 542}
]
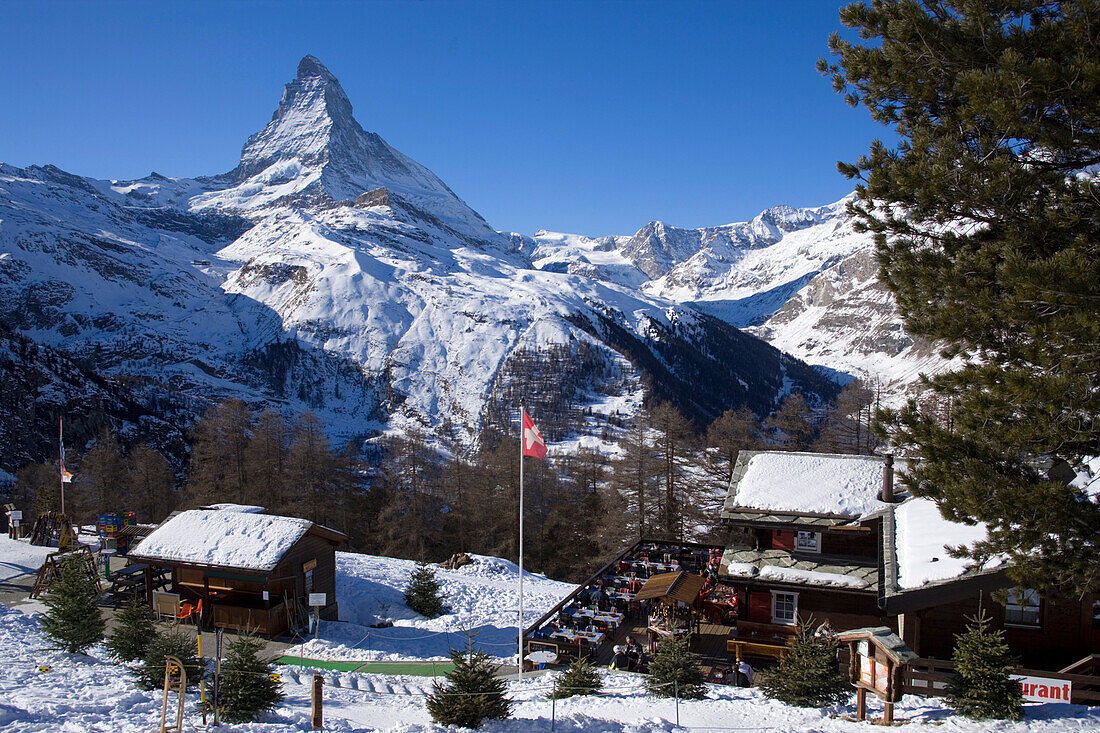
[{"left": 525, "top": 650, "right": 558, "bottom": 669}]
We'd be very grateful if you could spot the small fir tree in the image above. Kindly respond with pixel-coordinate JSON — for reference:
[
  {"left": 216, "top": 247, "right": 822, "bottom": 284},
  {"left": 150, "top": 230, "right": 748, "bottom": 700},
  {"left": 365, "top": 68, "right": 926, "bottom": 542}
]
[
  {"left": 645, "top": 634, "right": 706, "bottom": 699},
  {"left": 757, "top": 622, "right": 848, "bottom": 707},
  {"left": 404, "top": 560, "right": 445, "bottom": 619},
  {"left": 220, "top": 634, "right": 284, "bottom": 723},
  {"left": 106, "top": 598, "right": 157, "bottom": 662},
  {"left": 134, "top": 628, "right": 204, "bottom": 691},
  {"left": 549, "top": 655, "right": 603, "bottom": 699},
  {"left": 426, "top": 646, "right": 512, "bottom": 728},
  {"left": 41, "top": 554, "right": 105, "bottom": 654},
  {"left": 945, "top": 612, "right": 1023, "bottom": 720}
]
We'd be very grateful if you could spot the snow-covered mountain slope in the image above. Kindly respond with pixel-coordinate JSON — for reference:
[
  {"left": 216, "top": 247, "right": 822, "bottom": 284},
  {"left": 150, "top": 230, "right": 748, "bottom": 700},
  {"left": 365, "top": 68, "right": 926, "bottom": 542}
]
[
  {"left": 525, "top": 199, "right": 952, "bottom": 399},
  {"left": 0, "top": 56, "right": 838, "bottom": 465},
  {"left": 748, "top": 249, "right": 953, "bottom": 395}
]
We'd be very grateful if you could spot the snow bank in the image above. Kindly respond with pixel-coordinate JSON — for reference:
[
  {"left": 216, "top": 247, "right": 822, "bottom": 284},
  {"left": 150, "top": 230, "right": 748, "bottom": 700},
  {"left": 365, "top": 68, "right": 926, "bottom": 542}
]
[
  {"left": 0, "top": 537, "right": 56, "bottom": 583},
  {"left": 286, "top": 552, "right": 575, "bottom": 662}
]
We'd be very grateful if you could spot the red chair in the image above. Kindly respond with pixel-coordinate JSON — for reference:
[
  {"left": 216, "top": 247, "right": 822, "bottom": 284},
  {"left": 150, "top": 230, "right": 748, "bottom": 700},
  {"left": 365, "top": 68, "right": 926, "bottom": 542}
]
[{"left": 176, "top": 598, "right": 203, "bottom": 624}]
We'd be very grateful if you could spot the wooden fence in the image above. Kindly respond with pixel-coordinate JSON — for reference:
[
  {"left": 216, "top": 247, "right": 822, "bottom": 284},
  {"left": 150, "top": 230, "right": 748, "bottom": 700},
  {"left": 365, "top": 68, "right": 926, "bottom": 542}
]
[{"left": 905, "top": 657, "right": 1100, "bottom": 706}]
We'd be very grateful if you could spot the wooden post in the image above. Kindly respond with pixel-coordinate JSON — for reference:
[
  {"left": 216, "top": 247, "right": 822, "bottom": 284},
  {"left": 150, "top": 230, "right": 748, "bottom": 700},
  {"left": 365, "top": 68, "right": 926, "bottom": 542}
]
[
  {"left": 884, "top": 700, "right": 894, "bottom": 724},
  {"left": 197, "top": 626, "right": 207, "bottom": 726},
  {"left": 855, "top": 687, "right": 866, "bottom": 722},
  {"left": 311, "top": 673, "right": 324, "bottom": 729}
]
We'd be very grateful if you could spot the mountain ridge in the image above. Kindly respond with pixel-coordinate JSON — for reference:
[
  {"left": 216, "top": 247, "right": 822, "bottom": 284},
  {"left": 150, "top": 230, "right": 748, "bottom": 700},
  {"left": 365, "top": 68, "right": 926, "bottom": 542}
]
[{"left": 0, "top": 56, "right": 845, "bottom": 469}]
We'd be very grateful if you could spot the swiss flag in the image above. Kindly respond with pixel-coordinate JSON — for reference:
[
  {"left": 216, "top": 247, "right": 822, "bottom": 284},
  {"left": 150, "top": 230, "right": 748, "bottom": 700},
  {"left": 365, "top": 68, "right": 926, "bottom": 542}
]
[{"left": 522, "top": 411, "right": 547, "bottom": 459}]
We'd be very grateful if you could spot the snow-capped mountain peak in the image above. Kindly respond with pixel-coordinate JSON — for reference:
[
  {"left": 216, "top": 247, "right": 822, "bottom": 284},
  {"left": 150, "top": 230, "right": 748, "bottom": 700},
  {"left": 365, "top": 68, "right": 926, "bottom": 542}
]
[
  {"left": 235, "top": 54, "right": 360, "bottom": 180},
  {"left": 193, "top": 56, "right": 498, "bottom": 244}
]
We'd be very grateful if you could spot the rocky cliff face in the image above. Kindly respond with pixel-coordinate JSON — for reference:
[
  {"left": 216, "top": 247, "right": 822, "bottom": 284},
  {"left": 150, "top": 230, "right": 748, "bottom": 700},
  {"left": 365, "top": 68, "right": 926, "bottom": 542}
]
[{"left": 748, "top": 249, "right": 950, "bottom": 394}]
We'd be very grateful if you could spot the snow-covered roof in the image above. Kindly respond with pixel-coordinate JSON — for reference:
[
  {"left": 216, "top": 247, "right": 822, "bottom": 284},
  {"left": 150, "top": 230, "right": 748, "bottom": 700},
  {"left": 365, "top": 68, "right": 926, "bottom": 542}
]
[
  {"left": 724, "top": 451, "right": 905, "bottom": 520},
  {"left": 721, "top": 547, "right": 878, "bottom": 591},
  {"left": 891, "top": 497, "right": 998, "bottom": 590},
  {"left": 200, "top": 503, "right": 266, "bottom": 513},
  {"left": 129, "top": 509, "right": 316, "bottom": 572}
]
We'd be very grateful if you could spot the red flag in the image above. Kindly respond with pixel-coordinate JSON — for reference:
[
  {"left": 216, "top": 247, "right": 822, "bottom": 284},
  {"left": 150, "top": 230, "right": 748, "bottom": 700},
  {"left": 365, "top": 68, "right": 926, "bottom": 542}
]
[{"left": 522, "top": 411, "right": 547, "bottom": 459}]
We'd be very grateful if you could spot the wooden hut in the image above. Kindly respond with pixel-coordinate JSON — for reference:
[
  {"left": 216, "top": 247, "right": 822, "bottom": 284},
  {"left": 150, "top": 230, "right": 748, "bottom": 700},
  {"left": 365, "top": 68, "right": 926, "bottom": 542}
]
[
  {"left": 635, "top": 571, "right": 706, "bottom": 652},
  {"left": 128, "top": 508, "right": 346, "bottom": 636}
]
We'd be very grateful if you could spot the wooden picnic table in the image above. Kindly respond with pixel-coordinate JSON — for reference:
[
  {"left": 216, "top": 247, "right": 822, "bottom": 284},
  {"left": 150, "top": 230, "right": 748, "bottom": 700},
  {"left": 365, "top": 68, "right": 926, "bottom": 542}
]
[
  {"left": 573, "top": 608, "right": 625, "bottom": 628},
  {"left": 551, "top": 629, "right": 605, "bottom": 646}
]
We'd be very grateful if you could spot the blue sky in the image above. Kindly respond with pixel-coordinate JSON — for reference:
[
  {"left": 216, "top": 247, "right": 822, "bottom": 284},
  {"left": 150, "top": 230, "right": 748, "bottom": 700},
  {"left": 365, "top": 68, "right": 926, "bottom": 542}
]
[{"left": 1, "top": 1, "right": 886, "bottom": 236}]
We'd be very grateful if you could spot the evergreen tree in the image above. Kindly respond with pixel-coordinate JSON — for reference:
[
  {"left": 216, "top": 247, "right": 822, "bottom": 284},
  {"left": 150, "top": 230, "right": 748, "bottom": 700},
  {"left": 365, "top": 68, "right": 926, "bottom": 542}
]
[
  {"left": 41, "top": 554, "right": 104, "bottom": 654},
  {"left": 650, "top": 401, "right": 696, "bottom": 541},
  {"left": 705, "top": 407, "right": 761, "bottom": 491},
  {"left": 765, "top": 393, "right": 817, "bottom": 451},
  {"left": 134, "top": 628, "right": 204, "bottom": 691},
  {"left": 644, "top": 634, "right": 706, "bottom": 699},
  {"left": 126, "top": 445, "right": 175, "bottom": 524},
  {"left": 425, "top": 646, "right": 512, "bottom": 728},
  {"left": 187, "top": 399, "right": 252, "bottom": 507},
  {"left": 611, "top": 410, "right": 658, "bottom": 539},
  {"left": 820, "top": 0, "right": 1100, "bottom": 596},
  {"left": 219, "top": 634, "right": 284, "bottom": 724},
  {"left": 13, "top": 461, "right": 59, "bottom": 522},
  {"left": 945, "top": 612, "right": 1023, "bottom": 720},
  {"left": 813, "top": 380, "right": 879, "bottom": 455},
  {"left": 72, "top": 430, "right": 126, "bottom": 523},
  {"left": 549, "top": 655, "right": 603, "bottom": 699},
  {"left": 757, "top": 623, "right": 849, "bottom": 707},
  {"left": 404, "top": 560, "right": 445, "bottom": 618},
  {"left": 106, "top": 598, "right": 156, "bottom": 662}
]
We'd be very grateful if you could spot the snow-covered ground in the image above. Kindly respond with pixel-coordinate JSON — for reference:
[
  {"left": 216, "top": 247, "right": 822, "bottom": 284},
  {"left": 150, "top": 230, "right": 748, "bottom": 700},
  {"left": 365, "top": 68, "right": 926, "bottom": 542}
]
[
  {"left": 1, "top": 549, "right": 1098, "bottom": 731},
  {"left": 286, "top": 553, "right": 575, "bottom": 662},
  {"left": 0, "top": 536, "right": 57, "bottom": 584}
]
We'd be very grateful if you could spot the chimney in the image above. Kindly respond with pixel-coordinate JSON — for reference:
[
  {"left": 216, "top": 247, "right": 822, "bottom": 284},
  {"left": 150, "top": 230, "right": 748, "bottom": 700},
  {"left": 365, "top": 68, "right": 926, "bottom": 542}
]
[{"left": 881, "top": 454, "right": 895, "bottom": 503}]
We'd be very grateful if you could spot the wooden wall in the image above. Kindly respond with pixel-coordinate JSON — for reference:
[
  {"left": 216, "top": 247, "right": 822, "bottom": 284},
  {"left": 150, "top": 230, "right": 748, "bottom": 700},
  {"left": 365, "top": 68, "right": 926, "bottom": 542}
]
[
  {"left": 737, "top": 582, "right": 888, "bottom": 631},
  {"left": 900, "top": 593, "right": 1100, "bottom": 670},
  {"left": 273, "top": 532, "right": 340, "bottom": 620}
]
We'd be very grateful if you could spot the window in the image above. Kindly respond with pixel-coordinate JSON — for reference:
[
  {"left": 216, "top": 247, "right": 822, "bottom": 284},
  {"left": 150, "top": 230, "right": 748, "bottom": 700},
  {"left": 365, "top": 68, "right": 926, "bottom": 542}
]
[
  {"left": 771, "top": 591, "right": 798, "bottom": 625},
  {"left": 795, "top": 531, "right": 821, "bottom": 554},
  {"left": 1005, "top": 588, "right": 1040, "bottom": 627},
  {"left": 1092, "top": 600, "right": 1100, "bottom": 630}
]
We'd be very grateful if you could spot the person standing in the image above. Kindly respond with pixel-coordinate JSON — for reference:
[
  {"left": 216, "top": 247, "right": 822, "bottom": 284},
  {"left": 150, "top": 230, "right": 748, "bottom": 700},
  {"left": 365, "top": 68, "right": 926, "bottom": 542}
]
[{"left": 735, "top": 659, "right": 754, "bottom": 687}]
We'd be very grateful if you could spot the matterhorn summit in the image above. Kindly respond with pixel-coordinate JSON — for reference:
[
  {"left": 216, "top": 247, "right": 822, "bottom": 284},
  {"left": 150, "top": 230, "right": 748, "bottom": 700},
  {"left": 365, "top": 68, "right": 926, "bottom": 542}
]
[{"left": 193, "top": 55, "right": 499, "bottom": 244}]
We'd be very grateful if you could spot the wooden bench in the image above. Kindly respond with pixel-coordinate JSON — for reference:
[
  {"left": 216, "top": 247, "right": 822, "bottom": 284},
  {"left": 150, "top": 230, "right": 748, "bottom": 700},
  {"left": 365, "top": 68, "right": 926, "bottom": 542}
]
[{"left": 726, "top": 621, "right": 797, "bottom": 660}]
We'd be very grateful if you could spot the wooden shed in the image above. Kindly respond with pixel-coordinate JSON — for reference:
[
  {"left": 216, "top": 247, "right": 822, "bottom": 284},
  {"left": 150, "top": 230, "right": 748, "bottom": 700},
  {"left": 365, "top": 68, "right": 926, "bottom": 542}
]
[{"left": 128, "top": 508, "right": 346, "bottom": 636}]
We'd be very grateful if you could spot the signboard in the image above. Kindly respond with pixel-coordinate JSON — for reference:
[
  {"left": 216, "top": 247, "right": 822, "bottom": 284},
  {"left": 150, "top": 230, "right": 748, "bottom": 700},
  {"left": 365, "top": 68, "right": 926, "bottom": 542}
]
[
  {"left": 1012, "top": 674, "right": 1072, "bottom": 703},
  {"left": 308, "top": 593, "right": 327, "bottom": 607},
  {"left": 302, "top": 559, "right": 318, "bottom": 573},
  {"left": 874, "top": 661, "right": 889, "bottom": 694},
  {"left": 860, "top": 655, "right": 874, "bottom": 687},
  {"left": 8, "top": 510, "right": 22, "bottom": 521},
  {"left": 262, "top": 590, "right": 269, "bottom": 601}
]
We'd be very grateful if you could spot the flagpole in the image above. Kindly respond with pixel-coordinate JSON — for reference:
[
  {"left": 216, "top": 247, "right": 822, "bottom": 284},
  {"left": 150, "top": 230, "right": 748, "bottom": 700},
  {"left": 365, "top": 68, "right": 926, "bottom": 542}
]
[
  {"left": 517, "top": 404, "right": 525, "bottom": 682},
  {"left": 59, "top": 415, "right": 65, "bottom": 516}
]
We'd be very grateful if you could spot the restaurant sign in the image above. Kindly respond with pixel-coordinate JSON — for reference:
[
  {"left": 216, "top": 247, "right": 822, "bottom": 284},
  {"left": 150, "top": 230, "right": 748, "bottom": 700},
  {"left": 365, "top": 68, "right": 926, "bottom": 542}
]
[{"left": 1012, "top": 674, "right": 1072, "bottom": 703}]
